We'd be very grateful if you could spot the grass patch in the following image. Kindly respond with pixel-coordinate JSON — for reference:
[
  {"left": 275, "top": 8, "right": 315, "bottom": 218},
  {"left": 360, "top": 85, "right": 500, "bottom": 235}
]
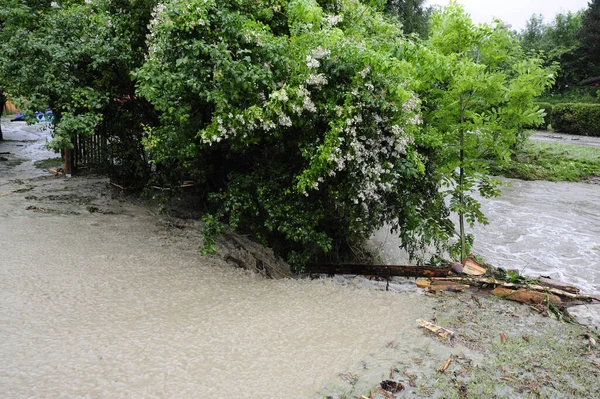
[
  {"left": 33, "top": 157, "right": 63, "bottom": 169},
  {"left": 0, "top": 156, "right": 27, "bottom": 167},
  {"left": 491, "top": 141, "right": 600, "bottom": 182}
]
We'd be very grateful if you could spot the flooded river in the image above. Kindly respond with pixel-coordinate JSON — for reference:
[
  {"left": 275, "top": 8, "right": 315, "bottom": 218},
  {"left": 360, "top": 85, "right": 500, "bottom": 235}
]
[
  {"left": 472, "top": 178, "right": 600, "bottom": 294},
  {"left": 1, "top": 121, "right": 599, "bottom": 397},
  {"left": 373, "top": 177, "right": 600, "bottom": 294}
]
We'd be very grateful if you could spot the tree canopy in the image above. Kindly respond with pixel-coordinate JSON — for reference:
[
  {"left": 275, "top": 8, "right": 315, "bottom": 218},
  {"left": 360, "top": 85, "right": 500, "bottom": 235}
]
[
  {"left": 577, "top": 0, "right": 600, "bottom": 69},
  {"left": 0, "top": 0, "right": 555, "bottom": 269}
]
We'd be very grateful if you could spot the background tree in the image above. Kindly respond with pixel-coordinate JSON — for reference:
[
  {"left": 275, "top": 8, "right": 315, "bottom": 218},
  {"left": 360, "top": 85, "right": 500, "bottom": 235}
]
[
  {"left": 384, "top": 0, "right": 431, "bottom": 37},
  {"left": 520, "top": 13, "right": 546, "bottom": 53},
  {"left": 519, "top": 10, "right": 584, "bottom": 91},
  {"left": 577, "top": 0, "right": 600, "bottom": 73}
]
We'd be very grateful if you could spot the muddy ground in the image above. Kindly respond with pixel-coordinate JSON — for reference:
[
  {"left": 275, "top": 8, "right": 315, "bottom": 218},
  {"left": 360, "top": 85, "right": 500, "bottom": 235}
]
[{"left": 1, "top": 119, "right": 599, "bottom": 398}]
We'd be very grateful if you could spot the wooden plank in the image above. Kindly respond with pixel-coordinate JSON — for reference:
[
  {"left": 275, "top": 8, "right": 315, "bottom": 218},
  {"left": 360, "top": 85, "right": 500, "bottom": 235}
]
[{"left": 307, "top": 263, "right": 451, "bottom": 277}]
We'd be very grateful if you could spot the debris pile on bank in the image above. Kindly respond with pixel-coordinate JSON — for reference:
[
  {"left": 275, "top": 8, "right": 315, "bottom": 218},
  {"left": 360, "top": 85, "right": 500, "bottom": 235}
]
[{"left": 416, "top": 255, "right": 600, "bottom": 316}]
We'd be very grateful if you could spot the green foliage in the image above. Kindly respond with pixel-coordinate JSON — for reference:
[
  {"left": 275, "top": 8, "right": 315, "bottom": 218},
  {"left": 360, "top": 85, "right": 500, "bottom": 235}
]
[
  {"left": 525, "top": 102, "right": 553, "bottom": 130},
  {"left": 415, "top": 2, "right": 556, "bottom": 260},
  {"left": 549, "top": 103, "right": 600, "bottom": 136},
  {"left": 0, "top": 0, "right": 157, "bottom": 182},
  {"left": 137, "top": 0, "right": 455, "bottom": 268}
]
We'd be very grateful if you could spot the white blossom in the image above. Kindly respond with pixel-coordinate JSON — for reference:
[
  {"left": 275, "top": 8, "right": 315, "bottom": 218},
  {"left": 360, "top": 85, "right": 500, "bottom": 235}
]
[
  {"left": 359, "top": 65, "right": 370, "bottom": 78},
  {"left": 262, "top": 121, "right": 276, "bottom": 131},
  {"left": 324, "top": 14, "right": 343, "bottom": 28},
  {"left": 402, "top": 97, "right": 419, "bottom": 113},
  {"left": 306, "top": 55, "right": 320, "bottom": 69},
  {"left": 311, "top": 46, "right": 331, "bottom": 59},
  {"left": 303, "top": 97, "right": 317, "bottom": 112},
  {"left": 407, "top": 115, "right": 423, "bottom": 125},
  {"left": 271, "top": 89, "right": 289, "bottom": 102},
  {"left": 278, "top": 115, "right": 292, "bottom": 127},
  {"left": 306, "top": 73, "right": 328, "bottom": 86}
]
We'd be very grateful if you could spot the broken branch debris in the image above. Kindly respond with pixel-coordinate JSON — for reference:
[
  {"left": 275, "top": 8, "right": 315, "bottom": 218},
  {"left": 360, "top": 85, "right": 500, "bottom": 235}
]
[{"left": 417, "top": 319, "right": 455, "bottom": 338}]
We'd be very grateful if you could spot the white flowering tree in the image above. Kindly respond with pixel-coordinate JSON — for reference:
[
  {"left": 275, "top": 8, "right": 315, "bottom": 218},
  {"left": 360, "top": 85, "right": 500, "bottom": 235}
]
[{"left": 137, "top": 0, "right": 455, "bottom": 267}]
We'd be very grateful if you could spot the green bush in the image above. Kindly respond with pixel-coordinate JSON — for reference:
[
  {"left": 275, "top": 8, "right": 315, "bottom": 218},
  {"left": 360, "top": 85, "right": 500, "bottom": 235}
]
[{"left": 550, "top": 103, "right": 600, "bottom": 136}]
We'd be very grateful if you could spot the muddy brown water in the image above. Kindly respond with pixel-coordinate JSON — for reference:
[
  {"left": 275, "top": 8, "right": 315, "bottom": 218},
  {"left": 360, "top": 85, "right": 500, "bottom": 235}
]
[
  {"left": 1, "top": 120, "right": 440, "bottom": 397},
  {"left": 1, "top": 120, "right": 598, "bottom": 397}
]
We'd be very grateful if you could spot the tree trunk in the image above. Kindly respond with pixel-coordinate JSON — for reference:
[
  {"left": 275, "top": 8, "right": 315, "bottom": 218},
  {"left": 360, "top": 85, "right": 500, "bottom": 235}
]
[
  {"left": 307, "top": 263, "right": 452, "bottom": 277},
  {"left": 458, "top": 95, "right": 465, "bottom": 261},
  {"left": 0, "top": 91, "right": 5, "bottom": 141}
]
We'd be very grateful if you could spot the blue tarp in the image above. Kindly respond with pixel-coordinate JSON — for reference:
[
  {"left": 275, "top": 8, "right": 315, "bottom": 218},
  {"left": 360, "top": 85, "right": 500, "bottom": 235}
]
[{"left": 10, "top": 110, "right": 54, "bottom": 122}]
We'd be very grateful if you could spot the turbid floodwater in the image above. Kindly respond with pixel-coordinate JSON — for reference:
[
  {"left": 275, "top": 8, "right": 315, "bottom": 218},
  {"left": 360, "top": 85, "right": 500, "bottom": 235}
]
[
  {"left": 372, "top": 178, "right": 600, "bottom": 294},
  {"left": 0, "top": 120, "right": 445, "bottom": 397},
  {"left": 373, "top": 132, "right": 600, "bottom": 295},
  {"left": 1, "top": 121, "right": 599, "bottom": 398}
]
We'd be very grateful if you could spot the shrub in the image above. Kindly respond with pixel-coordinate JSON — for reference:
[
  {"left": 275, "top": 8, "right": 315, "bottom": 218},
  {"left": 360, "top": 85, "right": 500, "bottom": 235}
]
[
  {"left": 550, "top": 103, "right": 600, "bottom": 136},
  {"left": 136, "top": 0, "right": 455, "bottom": 268},
  {"left": 137, "top": 0, "right": 555, "bottom": 268}
]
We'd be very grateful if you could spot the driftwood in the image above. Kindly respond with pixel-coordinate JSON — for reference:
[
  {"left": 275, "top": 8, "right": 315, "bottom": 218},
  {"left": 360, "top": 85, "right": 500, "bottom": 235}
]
[
  {"left": 417, "top": 319, "right": 454, "bottom": 338},
  {"left": 537, "top": 277, "right": 580, "bottom": 294},
  {"left": 429, "top": 276, "right": 599, "bottom": 302},
  {"left": 492, "top": 287, "right": 562, "bottom": 306},
  {"left": 427, "top": 280, "right": 471, "bottom": 292},
  {"left": 307, "top": 263, "right": 451, "bottom": 277}
]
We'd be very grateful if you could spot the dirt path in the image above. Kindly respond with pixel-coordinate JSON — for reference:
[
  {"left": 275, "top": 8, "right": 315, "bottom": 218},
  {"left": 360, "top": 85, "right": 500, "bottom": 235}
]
[
  {"left": 1, "top": 120, "right": 599, "bottom": 398},
  {"left": 531, "top": 131, "right": 600, "bottom": 148}
]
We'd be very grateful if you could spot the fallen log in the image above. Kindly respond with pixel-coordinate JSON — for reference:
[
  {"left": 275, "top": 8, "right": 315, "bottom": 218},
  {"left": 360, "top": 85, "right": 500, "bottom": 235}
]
[
  {"left": 307, "top": 263, "right": 451, "bottom": 277},
  {"left": 492, "top": 287, "right": 562, "bottom": 306},
  {"left": 430, "top": 277, "right": 599, "bottom": 302}
]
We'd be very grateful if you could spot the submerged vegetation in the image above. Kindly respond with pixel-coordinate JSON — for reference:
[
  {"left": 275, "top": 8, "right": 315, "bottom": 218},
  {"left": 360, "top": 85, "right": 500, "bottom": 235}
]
[{"left": 492, "top": 141, "right": 600, "bottom": 182}]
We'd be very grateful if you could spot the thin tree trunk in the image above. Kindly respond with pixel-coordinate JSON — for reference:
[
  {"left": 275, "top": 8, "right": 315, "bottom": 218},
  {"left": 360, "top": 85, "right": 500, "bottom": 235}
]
[
  {"left": 0, "top": 92, "right": 5, "bottom": 141},
  {"left": 459, "top": 95, "right": 466, "bottom": 261}
]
